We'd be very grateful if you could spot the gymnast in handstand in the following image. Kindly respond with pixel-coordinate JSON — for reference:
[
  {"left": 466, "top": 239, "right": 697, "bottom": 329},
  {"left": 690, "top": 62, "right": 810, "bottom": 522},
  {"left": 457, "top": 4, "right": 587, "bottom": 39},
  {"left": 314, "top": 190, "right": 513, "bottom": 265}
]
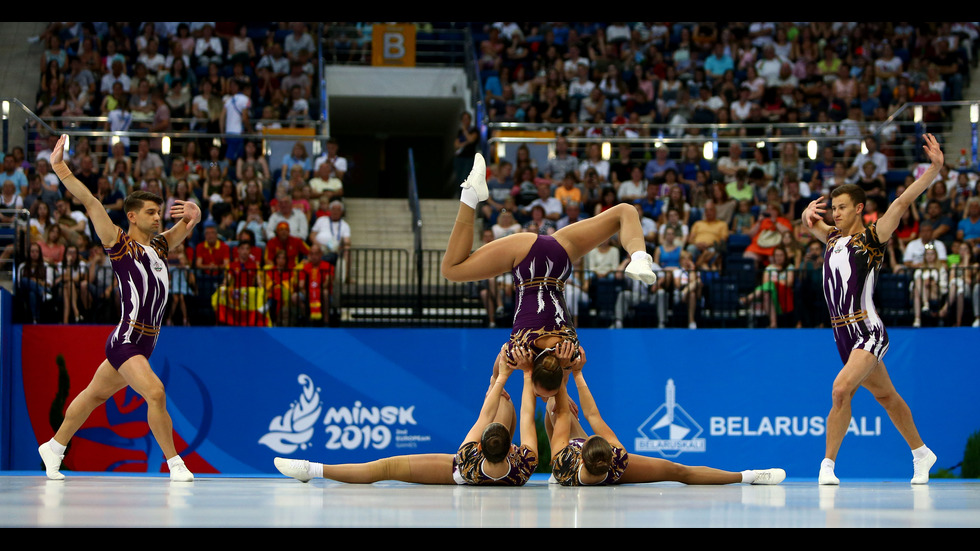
[{"left": 445, "top": 152, "right": 659, "bottom": 398}]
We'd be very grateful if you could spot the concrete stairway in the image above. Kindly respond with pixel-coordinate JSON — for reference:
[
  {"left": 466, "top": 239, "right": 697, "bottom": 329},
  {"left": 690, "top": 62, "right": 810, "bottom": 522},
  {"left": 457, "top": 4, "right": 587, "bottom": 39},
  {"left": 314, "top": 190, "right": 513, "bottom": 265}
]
[{"left": 343, "top": 197, "right": 480, "bottom": 286}]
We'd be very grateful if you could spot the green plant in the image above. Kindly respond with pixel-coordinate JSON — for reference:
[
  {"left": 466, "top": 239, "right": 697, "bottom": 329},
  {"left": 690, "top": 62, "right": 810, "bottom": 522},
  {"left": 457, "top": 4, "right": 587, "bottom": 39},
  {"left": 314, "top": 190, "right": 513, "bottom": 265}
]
[{"left": 962, "top": 430, "right": 980, "bottom": 479}]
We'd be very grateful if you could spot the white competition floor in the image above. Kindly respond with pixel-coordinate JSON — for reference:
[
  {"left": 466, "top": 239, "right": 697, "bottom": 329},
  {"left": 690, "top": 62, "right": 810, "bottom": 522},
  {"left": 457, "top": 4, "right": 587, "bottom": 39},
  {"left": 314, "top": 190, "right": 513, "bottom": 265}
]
[{"left": 1, "top": 472, "right": 978, "bottom": 528}]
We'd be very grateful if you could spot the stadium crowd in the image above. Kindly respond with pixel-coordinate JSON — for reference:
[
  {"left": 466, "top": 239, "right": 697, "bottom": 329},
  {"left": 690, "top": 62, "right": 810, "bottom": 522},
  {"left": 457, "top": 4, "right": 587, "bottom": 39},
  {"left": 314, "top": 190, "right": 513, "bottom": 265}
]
[{"left": 5, "top": 21, "right": 980, "bottom": 329}]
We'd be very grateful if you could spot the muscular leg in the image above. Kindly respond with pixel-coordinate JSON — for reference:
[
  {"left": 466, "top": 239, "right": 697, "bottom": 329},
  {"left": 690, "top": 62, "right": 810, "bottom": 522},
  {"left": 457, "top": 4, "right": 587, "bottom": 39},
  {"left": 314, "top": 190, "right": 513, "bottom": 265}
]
[
  {"left": 825, "top": 349, "right": 879, "bottom": 462},
  {"left": 54, "top": 360, "right": 129, "bottom": 447},
  {"left": 860, "top": 360, "right": 925, "bottom": 451},
  {"left": 440, "top": 203, "right": 536, "bottom": 282},
  {"left": 117, "top": 355, "right": 179, "bottom": 459},
  {"left": 618, "top": 455, "right": 742, "bottom": 485},
  {"left": 552, "top": 203, "right": 647, "bottom": 264},
  {"left": 319, "top": 454, "right": 456, "bottom": 484}
]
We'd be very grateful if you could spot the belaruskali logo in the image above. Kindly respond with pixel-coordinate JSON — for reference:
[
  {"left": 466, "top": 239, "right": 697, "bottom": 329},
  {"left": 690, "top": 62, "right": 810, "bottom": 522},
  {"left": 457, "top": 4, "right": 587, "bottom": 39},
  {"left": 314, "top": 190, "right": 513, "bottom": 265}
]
[{"left": 634, "top": 379, "right": 706, "bottom": 458}]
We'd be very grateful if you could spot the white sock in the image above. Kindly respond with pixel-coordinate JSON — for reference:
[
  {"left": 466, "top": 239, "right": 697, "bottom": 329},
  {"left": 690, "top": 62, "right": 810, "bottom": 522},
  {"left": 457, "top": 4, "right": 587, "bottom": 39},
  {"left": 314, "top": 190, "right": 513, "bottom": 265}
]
[
  {"left": 821, "top": 458, "right": 835, "bottom": 471},
  {"left": 167, "top": 455, "right": 185, "bottom": 469},
  {"left": 630, "top": 250, "right": 650, "bottom": 263},
  {"left": 740, "top": 470, "right": 756, "bottom": 484},
  {"left": 459, "top": 186, "right": 479, "bottom": 209},
  {"left": 310, "top": 462, "right": 323, "bottom": 478},
  {"left": 912, "top": 445, "right": 930, "bottom": 461},
  {"left": 48, "top": 439, "right": 67, "bottom": 455}
]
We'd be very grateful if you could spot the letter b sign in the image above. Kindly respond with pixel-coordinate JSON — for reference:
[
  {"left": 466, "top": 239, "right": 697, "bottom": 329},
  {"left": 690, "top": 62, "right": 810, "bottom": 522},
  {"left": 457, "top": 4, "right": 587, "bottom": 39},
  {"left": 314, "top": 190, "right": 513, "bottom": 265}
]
[{"left": 372, "top": 24, "right": 416, "bottom": 67}]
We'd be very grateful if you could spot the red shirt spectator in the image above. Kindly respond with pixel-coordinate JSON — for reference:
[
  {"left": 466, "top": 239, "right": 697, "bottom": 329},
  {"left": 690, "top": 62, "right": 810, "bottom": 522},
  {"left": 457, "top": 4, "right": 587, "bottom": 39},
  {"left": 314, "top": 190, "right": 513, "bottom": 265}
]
[
  {"left": 297, "top": 244, "right": 335, "bottom": 322},
  {"left": 195, "top": 223, "right": 230, "bottom": 275},
  {"left": 265, "top": 221, "right": 309, "bottom": 268}
]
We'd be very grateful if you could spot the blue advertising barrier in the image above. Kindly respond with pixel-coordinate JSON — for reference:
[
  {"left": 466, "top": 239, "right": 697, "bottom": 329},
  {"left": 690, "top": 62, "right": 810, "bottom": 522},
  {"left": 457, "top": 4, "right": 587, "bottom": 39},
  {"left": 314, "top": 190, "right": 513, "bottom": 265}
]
[{"left": 5, "top": 325, "right": 978, "bottom": 479}]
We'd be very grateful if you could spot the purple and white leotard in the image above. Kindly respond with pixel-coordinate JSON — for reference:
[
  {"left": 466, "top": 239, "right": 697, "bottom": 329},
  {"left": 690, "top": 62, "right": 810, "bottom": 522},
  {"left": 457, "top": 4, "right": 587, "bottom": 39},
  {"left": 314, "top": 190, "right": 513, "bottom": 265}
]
[
  {"left": 505, "top": 235, "right": 580, "bottom": 361},
  {"left": 103, "top": 228, "right": 170, "bottom": 368},
  {"left": 823, "top": 221, "right": 889, "bottom": 364}
]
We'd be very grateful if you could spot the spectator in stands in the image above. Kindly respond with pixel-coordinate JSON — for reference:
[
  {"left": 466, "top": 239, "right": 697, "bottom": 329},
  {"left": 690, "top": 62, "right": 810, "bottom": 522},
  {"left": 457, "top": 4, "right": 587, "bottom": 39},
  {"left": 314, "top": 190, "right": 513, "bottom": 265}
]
[
  {"left": 491, "top": 208, "right": 522, "bottom": 239},
  {"left": 280, "top": 142, "right": 313, "bottom": 183},
  {"left": 147, "top": 88, "right": 172, "bottom": 153},
  {"left": 544, "top": 136, "right": 579, "bottom": 182},
  {"left": 635, "top": 180, "right": 663, "bottom": 222},
  {"left": 523, "top": 181, "right": 564, "bottom": 222},
  {"left": 194, "top": 23, "right": 224, "bottom": 67},
  {"left": 313, "top": 137, "right": 347, "bottom": 184},
  {"left": 524, "top": 204, "right": 556, "bottom": 235},
  {"left": 717, "top": 141, "right": 748, "bottom": 180},
  {"left": 294, "top": 243, "right": 335, "bottom": 325},
  {"left": 943, "top": 240, "right": 976, "bottom": 327},
  {"left": 610, "top": 262, "right": 661, "bottom": 329},
  {"left": 53, "top": 196, "right": 89, "bottom": 248},
  {"left": 454, "top": 111, "right": 480, "bottom": 185},
  {"left": 195, "top": 221, "right": 231, "bottom": 305},
  {"left": 616, "top": 165, "right": 647, "bottom": 204},
  {"left": 309, "top": 200, "right": 350, "bottom": 269},
  {"left": 585, "top": 237, "right": 622, "bottom": 281},
  {"left": 264, "top": 248, "right": 298, "bottom": 326},
  {"left": 220, "top": 78, "right": 251, "bottom": 162},
  {"left": 99, "top": 58, "right": 131, "bottom": 97},
  {"left": 0, "top": 179, "right": 23, "bottom": 216},
  {"left": 921, "top": 199, "right": 956, "bottom": 250},
  {"left": 1, "top": 153, "right": 29, "bottom": 195},
  {"left": 228, "top": 23, "right": 257, "bottom": 66},
  {"left": 643, "top": 145, "right": 679, "bottom": 182},
  {"left": 52, "top": 244, "right": 86, "bottom": 323},
  {"left": 741, "top": 245, "right": 795, "bottom": 328},
  {"left": 957, "top": 197, "right": 980, "bottom": 249},
  {"left": 284, "top": 22, "right": 316, "bottom": 63},
  {"left": 166, "top": 241, "right": 195, "bottom": 326},
  {"left": 17, "top": 242, "right": 52, "bottom": 323},
  {"left": 686, "top": 200, "right": 729, "bottom": 262},
  {"left": 132, "top": 138, "right": 164, "bottom": 184},
  {"left": 576, "top": 142, "right": 610, "bottom": 185},
  {"left": 903, "top": 221, "right": 948, "bottom": 273},
  {"left": 265, "top": 194, "right": 309, "bottom": 242},
  {"left": 658, "top": 183, "right": 691, "bottom": 227},
  {"left": 256, "top": 42, "right": 291, "bottom": 81},
  {"left": 280, "top": 60, "right": 312, "bottom": 101},
  {"left": 911, "top": 243, "right": 948, "bottom": 328},
  {"left": 556, "top": 200, "right": 589, "bottom": 231},
  {"left": 742, "top": 201, "right": 792, "bottom": 268}
]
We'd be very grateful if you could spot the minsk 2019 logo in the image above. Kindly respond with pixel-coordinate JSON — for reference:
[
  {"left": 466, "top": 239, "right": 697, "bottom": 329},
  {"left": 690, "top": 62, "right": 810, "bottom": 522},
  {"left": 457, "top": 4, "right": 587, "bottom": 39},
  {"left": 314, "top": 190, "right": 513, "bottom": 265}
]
[
  {"left": 634, "top": 379, "right": 706, "bottom": 458},
  {"left": 258, "top": 374, "right": 429, "bottom": 455}
]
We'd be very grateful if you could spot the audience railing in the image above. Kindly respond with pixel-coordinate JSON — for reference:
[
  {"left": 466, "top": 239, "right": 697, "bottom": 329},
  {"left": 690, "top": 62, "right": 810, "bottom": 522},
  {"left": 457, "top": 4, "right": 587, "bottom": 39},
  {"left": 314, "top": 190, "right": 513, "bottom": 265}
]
[{"left": 10, "top": 262, "right": 978, "bottom": 329}]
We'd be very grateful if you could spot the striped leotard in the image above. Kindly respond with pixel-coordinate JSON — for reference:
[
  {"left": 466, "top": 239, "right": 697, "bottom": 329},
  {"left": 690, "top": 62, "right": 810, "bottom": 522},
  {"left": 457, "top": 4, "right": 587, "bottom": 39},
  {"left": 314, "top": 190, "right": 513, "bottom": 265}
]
[
  {"left": 823, "top": 221, "right": 889, "bottom": 364},
  {"left": 104, "top": 228, "right": 170, "bottom": 368},
  {"left": 506, "top": 235, "right": 580, "bottom": 361},
  {"left": 550, "top": 437, "right": 629, "bottom": 486},
  {"left": 451, "top": 441, "right": 538, "bottom": 486}
]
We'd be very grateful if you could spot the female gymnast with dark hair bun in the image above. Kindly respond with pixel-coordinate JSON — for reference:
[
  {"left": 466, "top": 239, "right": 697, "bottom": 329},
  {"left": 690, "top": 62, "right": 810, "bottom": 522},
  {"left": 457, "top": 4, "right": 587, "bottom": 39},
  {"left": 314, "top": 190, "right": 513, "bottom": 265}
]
[{"left": 546, "top": 341, "right": 786, "bottom": 486}]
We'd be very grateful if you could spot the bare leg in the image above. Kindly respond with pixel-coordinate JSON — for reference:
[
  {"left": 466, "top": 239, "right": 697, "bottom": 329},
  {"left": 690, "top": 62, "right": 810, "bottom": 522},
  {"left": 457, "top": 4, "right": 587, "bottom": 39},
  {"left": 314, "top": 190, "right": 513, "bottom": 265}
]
[
  {"left": 912, "top": 275, "right": 923, "bottom": 324},
  {"left": 440, "top": 202, "right": 537, "bottom": 282},
  {"left": 54, "top": 360, "right": 129, "bottom": 446},
  {"left": 552, "top": 203, "right": 646, "bottom": 264},
  {"left": 618, "top": 455, "right": 742, "bottom": 485},
  {"left": 117, "top": 355, "right": 179, "bottom": 459},
  {"left": 860, "top": 360, "right": 925, "bottom": 451},
  {"left": 319, "top": 454, "right": 456, "bottom": 484},
  {"left": 825, "top": 349, "right": 880, "bottom": 462}
]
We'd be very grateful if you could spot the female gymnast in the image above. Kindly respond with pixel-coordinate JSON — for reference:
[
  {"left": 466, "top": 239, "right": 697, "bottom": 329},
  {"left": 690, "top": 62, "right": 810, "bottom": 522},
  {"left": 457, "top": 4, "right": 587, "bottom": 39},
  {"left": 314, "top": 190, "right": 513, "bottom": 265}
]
[
  {"left": 444, "top": 153, "right": 659, "bottom": 397},
  {"left": 274, "top": 344, "right": 540, "bottom": 485},
  {"left": 800, "top": 133, "right": 943, "bottom": 485},
  {"left": 546, "top": 341, "right": 785, "bottom": 486}
]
